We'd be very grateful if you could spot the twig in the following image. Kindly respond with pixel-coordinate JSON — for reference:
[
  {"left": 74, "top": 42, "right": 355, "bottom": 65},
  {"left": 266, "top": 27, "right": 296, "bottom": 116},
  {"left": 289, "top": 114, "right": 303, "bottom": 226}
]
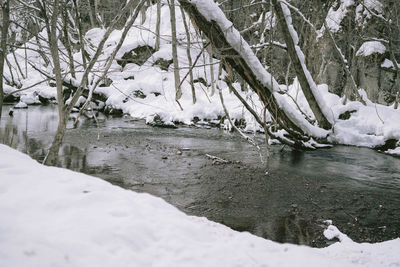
[
  {"left": 375, "top": 103, "right": 384, "bottom": 124},
  {"left": 4, "top": 78, "right": 51, "bottom": 97},
  {"left": 205, "top": 153, "right": 231, "bottom": 164},
  {"left": 178, "top": 42, "right": 210, "bottom": 89}
]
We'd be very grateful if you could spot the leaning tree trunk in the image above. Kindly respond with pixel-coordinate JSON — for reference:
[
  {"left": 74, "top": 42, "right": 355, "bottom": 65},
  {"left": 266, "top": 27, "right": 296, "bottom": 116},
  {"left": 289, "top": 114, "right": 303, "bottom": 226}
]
[
  {"left": 0, "top": 0, "right": 10, "bottom": 120},
  {"left": 178, "top": 0, "right": 328, "bottom": 147},
  {"left": 272, "top": 0, "right": 332, "bottom": 130}
]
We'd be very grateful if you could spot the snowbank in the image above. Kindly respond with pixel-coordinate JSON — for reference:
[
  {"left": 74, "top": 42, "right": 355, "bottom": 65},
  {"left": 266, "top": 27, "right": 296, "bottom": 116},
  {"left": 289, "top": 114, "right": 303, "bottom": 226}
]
[
  {"left": 0, "top": 145, "right": 399, "bottom": 267},
  {"left": 4, "top": 3, "right": 260, "bottom": 129},
  {"left": 283, "top": 80, "right": 400, "bottom": 154}
]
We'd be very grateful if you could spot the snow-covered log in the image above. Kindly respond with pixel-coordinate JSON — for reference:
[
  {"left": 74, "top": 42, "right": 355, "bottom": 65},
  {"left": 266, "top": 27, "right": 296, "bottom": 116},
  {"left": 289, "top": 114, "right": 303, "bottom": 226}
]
[
  {"left": 272, "top": 0, "right": 332, "bottom": 130},
  {"left": 178, "top": 0, "right": 329, "bottom": 145}
]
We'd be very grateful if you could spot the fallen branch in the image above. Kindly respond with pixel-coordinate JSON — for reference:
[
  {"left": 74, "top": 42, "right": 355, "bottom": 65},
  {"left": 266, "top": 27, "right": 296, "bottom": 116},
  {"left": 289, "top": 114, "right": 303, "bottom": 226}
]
[{"left": 205, "top": 153, "right": 231, "bottom": 164}]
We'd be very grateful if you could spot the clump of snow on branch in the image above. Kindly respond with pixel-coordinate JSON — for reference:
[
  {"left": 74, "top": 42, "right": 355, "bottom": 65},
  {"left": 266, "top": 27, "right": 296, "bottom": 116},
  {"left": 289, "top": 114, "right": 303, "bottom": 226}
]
[
  {"left": 356, "top": 0, "right": 384, "bottom": 26},
  {"left": 381, "top": 59, "right": 394, "bottom": 69},
  {"left": 325, "top": 0, "right": 355, "bottom": 33},
  {"left": 356, "top": 41, "right": 386, "bottom": 57}
]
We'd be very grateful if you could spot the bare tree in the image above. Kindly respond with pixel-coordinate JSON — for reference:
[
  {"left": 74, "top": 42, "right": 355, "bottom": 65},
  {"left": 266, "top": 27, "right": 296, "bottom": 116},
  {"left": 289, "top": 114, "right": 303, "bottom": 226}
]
[
  {"left": 43, "top": 0, "right": 145, "bottom": 165},
  {"left": 86, "top": 0, "right": 96, "bottom": 28},
  {"left": 155, "top": 0, "right": 161, "bottom": 51},
  {"left": 180, "top": 6, "right": 196, "bottom": 103},
  {"left": 168, "top": 0, "right": 182, "bottom": 101}
]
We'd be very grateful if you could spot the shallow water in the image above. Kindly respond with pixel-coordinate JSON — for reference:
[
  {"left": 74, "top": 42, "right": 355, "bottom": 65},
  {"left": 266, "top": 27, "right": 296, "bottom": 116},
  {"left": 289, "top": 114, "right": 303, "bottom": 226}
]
[{"left": 1, "top": 104, "right": 400, "bottom": 247}]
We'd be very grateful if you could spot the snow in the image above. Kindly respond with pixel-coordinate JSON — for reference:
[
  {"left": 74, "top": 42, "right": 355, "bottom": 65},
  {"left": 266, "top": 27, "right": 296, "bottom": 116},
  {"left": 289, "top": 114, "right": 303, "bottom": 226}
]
[
  {"left": 281, "top": 79, "right": 400, "bottom": 153},
  {"left": 4, "top": 3, "right": 251, "bottom": 128},
  {"left": 280, "top": 3, "right": 334, "bottom": 125},
  {"left": 356, "top": 0, "right": 384, "bottom": 25},
  {"left": 324, "top": 224, "right": 354, "bottom": 243},
  {"left": 387, "top": 147, "right": 400, "bottom": 155},
  {"left": 325, "top": 0, "right": 355, "bottom": 33},
  {"left": 356, "top": 41, "right": 386, "bottom": 57},
  {"left": 0, "top": 144, "right": 400, "bottom": 267},
  {"left": 3, "top": 0, "right": 400, "bottom": 153},
  {"left": 14, "top": 101, "right": 28, "bottom": 109},
  {"left": 20, "top": 92, "right": 41, "bottom": 105},
  {"left": 381, "top": 58, "right": 394, "bottom": 69},
  {"left": 187, "top": 0, "right": 330, "bottom": 138}
]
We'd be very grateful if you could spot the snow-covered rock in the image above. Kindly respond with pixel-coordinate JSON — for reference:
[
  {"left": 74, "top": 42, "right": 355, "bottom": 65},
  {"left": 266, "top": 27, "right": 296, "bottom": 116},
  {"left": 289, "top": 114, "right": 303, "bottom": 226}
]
[{"left": 14, "top": 101, "right": 28, "bottom": 109}]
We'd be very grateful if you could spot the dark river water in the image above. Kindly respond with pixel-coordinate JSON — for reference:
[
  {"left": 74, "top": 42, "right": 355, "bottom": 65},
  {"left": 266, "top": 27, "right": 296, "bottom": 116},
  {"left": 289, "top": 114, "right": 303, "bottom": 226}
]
[{"left": 1, "top": 104, "right": 400, "bottom": 247}]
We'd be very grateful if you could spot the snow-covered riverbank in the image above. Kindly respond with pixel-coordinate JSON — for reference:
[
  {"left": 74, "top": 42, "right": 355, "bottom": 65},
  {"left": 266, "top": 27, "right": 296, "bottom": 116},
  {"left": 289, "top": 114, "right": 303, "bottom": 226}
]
[
  {"left": 4, "top": 1, "right": 400, "bottom": 154},
  {"left": 0, "top": 144, "right": 399, "bottom": 267}
]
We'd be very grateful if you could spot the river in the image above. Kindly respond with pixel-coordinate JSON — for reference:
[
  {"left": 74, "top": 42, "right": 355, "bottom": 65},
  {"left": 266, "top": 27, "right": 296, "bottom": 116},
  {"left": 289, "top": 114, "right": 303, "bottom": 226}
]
[{"left": 1, "top": 104, "right": 399, "bottom": 247}]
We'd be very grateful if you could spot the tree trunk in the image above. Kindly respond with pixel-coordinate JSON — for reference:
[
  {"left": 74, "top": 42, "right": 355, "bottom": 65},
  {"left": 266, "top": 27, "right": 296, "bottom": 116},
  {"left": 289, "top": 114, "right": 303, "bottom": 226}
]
[
  {"left": 387, "top": 20, "right": 400, "bottom": 109},
  {"left": 43, "top": 0, "right": 67, "bottom": 166},
  {"left": 178, "top": 0, "right": 326, "bottom": 145},
  {"left": 155, "top": 0, "right": 161, "bottom": 51},
  {"left": 323, "top": 20, "right": 365, "bottom": 105},
  {"left": 72, "top": 0, "right": 88, "bottom": 69},
  {"left": 44, "top": 115, "right": 68, "bottom": 166},
  {"left": 44, "top": 0, "right": 145, "bottom": 165},
  {"left": 180, "top": 6, "right": 196, "bottom": 104},
  {"left": 169, "top": 0, "right": 182, "bottom": 100},
  {"left": 272, "top": 0, "right": 332, "bottom": 130},
  {"left": 62, "top": 7, "right": 76, "bottom": 78},
  {"left": 208, "top": 45, "right": 215, "bottom": 96},
  {"left": 94, "top": 0, "right": 103, "bottom": 27},
  {"left": 86, "top": 0, "right": 96, "bottom": 28},
  {"left": 394, "top": 78, "right": 400, "bottom": 109},
  {"left": 0, "top": 0, "right": 10, "bottom": 119}
]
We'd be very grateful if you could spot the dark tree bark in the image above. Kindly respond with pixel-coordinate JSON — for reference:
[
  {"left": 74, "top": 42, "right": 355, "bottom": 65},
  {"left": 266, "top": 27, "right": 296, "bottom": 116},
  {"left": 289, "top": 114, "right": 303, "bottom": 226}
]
[{"left": 0, "top": 0, "right": 10, "bottom": 119}]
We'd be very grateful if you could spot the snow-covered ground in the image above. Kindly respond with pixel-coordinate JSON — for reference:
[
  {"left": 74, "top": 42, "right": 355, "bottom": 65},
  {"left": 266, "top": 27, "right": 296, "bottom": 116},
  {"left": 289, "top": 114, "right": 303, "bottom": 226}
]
[
  {"left": 284, "top": 81, "right": 400, "bottom": 149},
  {"left": 0, "top": 144, "right": 399, "bottom": 267}
]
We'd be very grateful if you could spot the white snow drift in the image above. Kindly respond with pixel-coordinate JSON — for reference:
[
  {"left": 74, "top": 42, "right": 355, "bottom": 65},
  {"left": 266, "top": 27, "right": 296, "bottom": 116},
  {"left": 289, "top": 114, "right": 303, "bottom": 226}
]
[{"left": 0, "top": 144, "right": 399, "bottom": 267}]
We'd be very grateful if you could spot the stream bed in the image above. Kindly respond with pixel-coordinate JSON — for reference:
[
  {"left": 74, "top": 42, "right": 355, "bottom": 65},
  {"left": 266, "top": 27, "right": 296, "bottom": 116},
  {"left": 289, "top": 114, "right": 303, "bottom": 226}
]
[{"left": 1, "top": 104, "right": 400, "bottom": 247}]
